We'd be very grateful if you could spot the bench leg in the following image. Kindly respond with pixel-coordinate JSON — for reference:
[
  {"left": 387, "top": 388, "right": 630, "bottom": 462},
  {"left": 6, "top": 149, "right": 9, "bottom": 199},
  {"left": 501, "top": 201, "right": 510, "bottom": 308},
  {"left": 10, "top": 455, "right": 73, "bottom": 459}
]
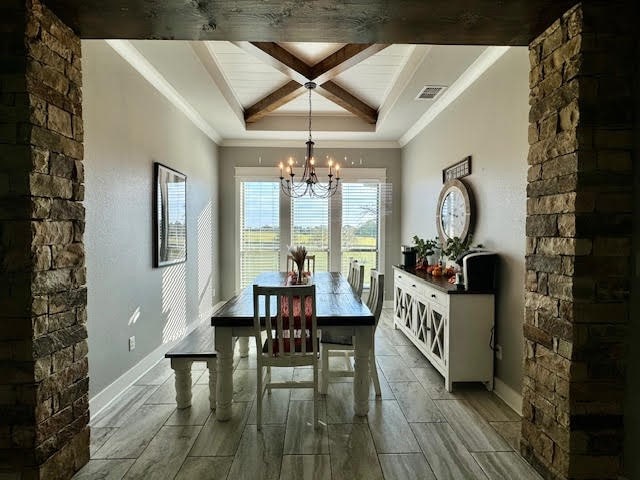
[
  {"left": 171, "top": 358, "right": 193, "bottom": 409},
  {"left": 238, "top": 337, "right": 249, "bottom": 358},
  {"left": 207, "top": 358, "right": 217, "bottom": 410}
]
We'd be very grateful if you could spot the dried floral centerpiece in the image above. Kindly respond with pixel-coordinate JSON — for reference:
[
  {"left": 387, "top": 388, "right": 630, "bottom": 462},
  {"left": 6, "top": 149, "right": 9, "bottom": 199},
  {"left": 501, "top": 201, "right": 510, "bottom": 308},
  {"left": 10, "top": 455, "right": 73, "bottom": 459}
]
[{"left": 288, "top": 245, "right": 308, "bottom": 284}]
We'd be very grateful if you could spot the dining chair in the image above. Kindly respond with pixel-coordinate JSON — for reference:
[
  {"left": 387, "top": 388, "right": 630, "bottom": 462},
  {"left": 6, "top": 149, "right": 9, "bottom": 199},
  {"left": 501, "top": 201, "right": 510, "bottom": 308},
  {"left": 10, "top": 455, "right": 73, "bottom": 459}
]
[
  {"left": 252, "top": 284, "right": 319, "bottom": 429},
  {"left": 320, "top": 270, "right": 384, "bottom": 396},
  {"left": 286, "top": 254, "right": 316, "bottom": 274},
  {"left": 347, "top": 259, "right": 365, "bottom": 297}
]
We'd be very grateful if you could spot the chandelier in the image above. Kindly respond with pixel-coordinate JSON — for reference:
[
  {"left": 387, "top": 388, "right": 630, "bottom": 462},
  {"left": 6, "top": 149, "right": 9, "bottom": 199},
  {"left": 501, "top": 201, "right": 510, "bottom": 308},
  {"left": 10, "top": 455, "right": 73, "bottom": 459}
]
[{"left": 279, "top": 81, "right": 340, "bottom": 198}]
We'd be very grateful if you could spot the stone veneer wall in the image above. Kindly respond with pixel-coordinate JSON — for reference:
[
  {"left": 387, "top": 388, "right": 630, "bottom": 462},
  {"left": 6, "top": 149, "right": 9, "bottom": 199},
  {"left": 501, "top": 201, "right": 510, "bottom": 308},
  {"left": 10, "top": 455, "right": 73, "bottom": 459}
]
[
  {"left": 523, "top": 3, "right": 634, "bottom": 479},
  {"left": 0, "top": 0, "right": 89, "bottom": 478}
]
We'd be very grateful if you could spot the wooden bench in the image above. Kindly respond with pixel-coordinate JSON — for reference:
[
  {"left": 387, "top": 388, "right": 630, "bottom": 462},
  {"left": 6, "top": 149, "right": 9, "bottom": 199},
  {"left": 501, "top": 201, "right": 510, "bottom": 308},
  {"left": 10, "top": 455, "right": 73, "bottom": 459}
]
[{"left": 165, "top": 324, "right": 217, "bottom": 410}]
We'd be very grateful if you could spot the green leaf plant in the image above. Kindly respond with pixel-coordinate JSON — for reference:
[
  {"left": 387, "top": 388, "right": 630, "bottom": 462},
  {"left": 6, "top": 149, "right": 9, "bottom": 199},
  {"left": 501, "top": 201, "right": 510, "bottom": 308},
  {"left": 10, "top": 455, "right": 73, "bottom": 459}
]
[{"left": 412, "top": 235, "right": 440, "bottom": 263}]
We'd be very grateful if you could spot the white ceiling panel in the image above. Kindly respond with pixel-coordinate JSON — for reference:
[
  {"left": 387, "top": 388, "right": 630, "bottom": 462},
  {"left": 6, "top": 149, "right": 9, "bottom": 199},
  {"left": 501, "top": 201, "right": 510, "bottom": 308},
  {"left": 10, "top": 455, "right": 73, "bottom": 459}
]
[
  {"left": 332, "top": 44, "right": 413, "bottom": 109},
  {"left": 279, "top": 42, "right": 345, "bottom": 65},
  {"left": 275, "top": 91, "right": 351, "bottom": 115},
  {"left": 206, "top": 41, "right": 289, "bottom": 108}
]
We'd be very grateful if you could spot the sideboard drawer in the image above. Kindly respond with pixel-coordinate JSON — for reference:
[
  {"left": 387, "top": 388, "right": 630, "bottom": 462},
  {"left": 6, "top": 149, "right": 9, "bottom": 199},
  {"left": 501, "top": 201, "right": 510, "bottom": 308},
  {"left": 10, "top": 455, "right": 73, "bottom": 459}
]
[{"left": 418, "top": 283, "right": 449, "bottom": 307}]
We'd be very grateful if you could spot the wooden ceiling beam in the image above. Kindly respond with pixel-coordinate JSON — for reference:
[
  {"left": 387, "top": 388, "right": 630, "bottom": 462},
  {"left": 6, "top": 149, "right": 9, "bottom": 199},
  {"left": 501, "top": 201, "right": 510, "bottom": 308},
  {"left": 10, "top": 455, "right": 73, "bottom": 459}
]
[
  {"left": 315, "top": 81, "right": 377, "bottom": 124},
  {"left": 310, "top": 44, "right": 389, "bottom": 84},
  {"left": 244, "top": 80, "right": 306, "bottom": 123},
  {"left": 232, "top": 41, "right": 311, "bottom": 84},
  {"left": 236, "top": 41, "right": 382, "bottom": 125}
]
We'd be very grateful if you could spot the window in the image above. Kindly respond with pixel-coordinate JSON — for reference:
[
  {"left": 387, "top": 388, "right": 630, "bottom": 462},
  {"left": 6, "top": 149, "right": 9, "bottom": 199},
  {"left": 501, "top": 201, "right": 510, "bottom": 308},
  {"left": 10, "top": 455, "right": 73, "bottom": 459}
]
[
  {"left": 341, "top": 183, "right": 380, "bottom": 286},
  {"left": 237, "top": 167, "right": 386, "bottom": 291},
  {"left": 239, "top": 182, "right": 280, "bottom": 288},
  {"left": 291, "top": 191, "right": 329, "bottom": 271}
]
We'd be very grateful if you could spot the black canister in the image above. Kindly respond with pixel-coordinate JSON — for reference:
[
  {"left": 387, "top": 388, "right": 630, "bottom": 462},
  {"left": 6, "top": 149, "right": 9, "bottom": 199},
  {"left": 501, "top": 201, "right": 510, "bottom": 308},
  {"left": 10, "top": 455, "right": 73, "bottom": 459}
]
[{"left": 401, "top": 245, "right": 417, "bottom": 268}]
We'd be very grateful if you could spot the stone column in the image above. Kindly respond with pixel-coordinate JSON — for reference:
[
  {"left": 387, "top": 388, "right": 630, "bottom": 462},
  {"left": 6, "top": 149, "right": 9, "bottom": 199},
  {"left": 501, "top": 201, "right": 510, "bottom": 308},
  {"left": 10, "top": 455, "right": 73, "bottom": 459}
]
[
  {"left": 0, "top": 0, "right": 88, "bottom": 478},
  {"left": 523, "top": 3, "right": 634, "bottom": 479}
]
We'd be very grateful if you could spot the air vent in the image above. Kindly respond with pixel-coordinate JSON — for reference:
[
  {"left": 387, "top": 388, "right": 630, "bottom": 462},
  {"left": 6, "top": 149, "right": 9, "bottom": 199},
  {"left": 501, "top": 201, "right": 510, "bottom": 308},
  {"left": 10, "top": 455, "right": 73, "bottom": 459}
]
[{"left": 415, "top": 85, "right": 446, "bottom": 100}]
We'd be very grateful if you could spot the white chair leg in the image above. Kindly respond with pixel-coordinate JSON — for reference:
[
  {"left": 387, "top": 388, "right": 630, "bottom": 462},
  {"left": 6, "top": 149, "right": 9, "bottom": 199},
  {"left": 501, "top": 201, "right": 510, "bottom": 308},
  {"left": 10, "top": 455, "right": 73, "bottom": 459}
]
[
  {"left": 321, "top": 346, "right": 329, "bottom": 395},
  {"left": 256, "top": 363, "right": 262, "bottom": 430},
  {"left": 313, "top": 361, "right": 319, "bottom": 429},
  {"left": 207, "top": 358, "right": 217, "bottom": 410},
  {"left": 370, "top": 352, "right": 381, "bottom": 397},
  {"left": 342, "top": 351, "right": 351, "bottom": 371}
]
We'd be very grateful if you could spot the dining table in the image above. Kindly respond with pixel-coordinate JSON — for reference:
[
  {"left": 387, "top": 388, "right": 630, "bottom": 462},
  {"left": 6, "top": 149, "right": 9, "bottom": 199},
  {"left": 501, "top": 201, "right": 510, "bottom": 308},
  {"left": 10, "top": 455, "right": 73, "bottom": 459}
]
[{"left": 211, "top": 271, "right": 375, "bottom": 421}]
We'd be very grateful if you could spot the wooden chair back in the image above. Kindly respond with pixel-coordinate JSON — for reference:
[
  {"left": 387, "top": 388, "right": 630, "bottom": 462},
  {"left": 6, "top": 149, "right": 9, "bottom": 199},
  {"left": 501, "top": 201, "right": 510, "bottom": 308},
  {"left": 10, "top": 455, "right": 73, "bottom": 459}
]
[
  {"left": 287, "top": 254, "right": 316, "bottom": 274},
  {"left": 366, "top": 270, "right": 385, "bottom": 327},
  {"left": 252, "top": 285, "right": 317, "bottom": 358},
  {"left": 348, "top": 260, "right": 365, "bottom": 297}
]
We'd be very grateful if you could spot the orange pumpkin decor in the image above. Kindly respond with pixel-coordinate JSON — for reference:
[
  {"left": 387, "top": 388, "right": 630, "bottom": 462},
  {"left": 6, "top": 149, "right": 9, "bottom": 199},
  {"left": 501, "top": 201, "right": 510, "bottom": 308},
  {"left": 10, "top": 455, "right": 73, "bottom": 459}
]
[{"left": 432, "top": 266, "right": 443, "bottom": 277}]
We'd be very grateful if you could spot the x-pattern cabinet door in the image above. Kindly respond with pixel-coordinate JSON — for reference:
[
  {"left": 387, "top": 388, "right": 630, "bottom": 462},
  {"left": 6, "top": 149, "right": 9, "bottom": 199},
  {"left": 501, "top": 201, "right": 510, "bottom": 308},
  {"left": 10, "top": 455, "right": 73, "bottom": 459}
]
[
  {"left": 427, "top": 301, "right": 447, "bottom": 369},
  {"left": 414, "top": 297, "right": 429, "bottom": 349},
  {"left": 394, "top": 283, "right": 415, "bottom": 331},
  {"left": 403, "top": 289, "right": 416, "bottom": 333}
]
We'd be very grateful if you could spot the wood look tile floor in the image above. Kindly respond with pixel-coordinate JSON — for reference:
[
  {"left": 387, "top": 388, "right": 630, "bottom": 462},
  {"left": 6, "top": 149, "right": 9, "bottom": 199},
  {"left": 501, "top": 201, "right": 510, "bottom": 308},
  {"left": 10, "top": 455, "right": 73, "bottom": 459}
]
[{"left": 76, "top": 309, "right": 542, "bottom": 480}]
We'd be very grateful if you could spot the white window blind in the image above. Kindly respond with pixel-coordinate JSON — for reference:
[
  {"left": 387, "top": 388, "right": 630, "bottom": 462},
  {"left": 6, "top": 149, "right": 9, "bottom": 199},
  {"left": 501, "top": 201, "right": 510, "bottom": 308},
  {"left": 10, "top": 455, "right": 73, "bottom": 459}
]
[
  {"left": 239, "top": 182, "right": 280, "bottom": 288},
  {"left": 341, "top": 183, "right": 380, "bottom": 286},
  {"left": 291, "top": 190, "right": 329, "bottom": 271}
]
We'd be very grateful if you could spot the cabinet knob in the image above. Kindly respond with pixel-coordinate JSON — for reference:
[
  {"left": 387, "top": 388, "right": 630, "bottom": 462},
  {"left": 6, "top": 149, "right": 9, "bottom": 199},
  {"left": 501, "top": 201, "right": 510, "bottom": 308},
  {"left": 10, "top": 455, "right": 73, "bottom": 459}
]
[
  {"left": 431, "top": 294, "right": 436, "bottom": 298},
  {"left": 412, "top": 284, "right": 416, "bottom": 287}
]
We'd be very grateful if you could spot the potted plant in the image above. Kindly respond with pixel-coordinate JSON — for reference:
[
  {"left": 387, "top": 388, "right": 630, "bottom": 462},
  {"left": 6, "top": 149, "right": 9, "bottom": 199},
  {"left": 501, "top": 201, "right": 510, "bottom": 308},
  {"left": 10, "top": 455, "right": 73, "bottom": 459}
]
[
  {"left": 441, "top": 235, "right": 482, "bottom": 266},
  {"left": 412, "top": 235, "right": 440, "bottom": 269}
]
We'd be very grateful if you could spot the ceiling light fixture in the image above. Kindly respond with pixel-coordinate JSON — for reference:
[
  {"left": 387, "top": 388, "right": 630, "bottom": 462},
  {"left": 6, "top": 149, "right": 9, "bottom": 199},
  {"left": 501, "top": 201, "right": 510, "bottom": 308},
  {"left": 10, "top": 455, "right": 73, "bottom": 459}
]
[{"left": 279, "top": 82, "right": 340, "bottom": 198}]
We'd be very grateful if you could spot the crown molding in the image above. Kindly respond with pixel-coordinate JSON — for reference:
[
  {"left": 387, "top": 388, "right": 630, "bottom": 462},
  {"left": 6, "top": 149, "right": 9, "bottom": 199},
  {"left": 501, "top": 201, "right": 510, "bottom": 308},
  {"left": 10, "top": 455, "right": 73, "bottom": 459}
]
[
  {"left": 399, "top": 46, "right": 510, "bottom": 147},
  {"left": 220, "top": 139, "right": 400, "bottom": 148},
  {"left": 378, "top": 45, "right": 432, "bottom": 128},
  {"left": 105, "top": 40, "right": 222, "bottom": 144},
  {"left": 191, "top": 42, "right": 245, "bottom": 128}
]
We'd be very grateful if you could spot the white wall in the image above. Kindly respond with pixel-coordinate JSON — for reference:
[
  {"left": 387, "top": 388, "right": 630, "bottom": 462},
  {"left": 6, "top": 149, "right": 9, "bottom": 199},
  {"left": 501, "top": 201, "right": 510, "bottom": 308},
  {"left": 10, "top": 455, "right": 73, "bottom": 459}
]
[
  {"left": 82, "top": 41, "right": 220, "bottom": 397},
  {"left": 401, "top": 47, "right": 529, "bottom": 394}
]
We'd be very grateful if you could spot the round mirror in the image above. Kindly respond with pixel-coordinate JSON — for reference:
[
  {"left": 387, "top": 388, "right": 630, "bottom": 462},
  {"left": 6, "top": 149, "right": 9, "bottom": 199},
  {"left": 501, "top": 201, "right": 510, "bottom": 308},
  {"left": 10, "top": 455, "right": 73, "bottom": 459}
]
[
  {"left": 436, "top": 179, "right": 473, "bottom": 243},
  {"left": 440, "top": 190, "right": 466, "bottom": 238}
]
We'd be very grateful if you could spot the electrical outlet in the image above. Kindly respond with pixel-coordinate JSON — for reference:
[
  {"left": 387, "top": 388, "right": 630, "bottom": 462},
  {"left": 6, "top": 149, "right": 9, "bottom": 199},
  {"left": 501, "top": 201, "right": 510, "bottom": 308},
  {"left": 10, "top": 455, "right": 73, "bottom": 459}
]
[
  {"left": 129, "top": 336, "right": 136, "bottom": 351},
  {"left": 495, "top": 344, "right": 502, "bottom": 360}
]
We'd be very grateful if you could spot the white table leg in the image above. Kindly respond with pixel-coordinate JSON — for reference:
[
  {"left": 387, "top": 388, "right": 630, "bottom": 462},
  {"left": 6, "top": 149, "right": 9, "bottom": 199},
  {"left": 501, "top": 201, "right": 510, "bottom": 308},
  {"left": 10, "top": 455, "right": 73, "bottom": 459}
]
[
  {"left": 215, "top": 327, "right": 234, "bottom": 421},
  {"left": 238, "top": 337, "right": 250, "bottom": 358},
  {"left": 170, "top": 358, "right": 193, "bottom": 409},
  {"left": 353, "top": 325, "right": 373, "bottom": 416},
  {"left": 207, "top": 358, "right": 217, "bottom": 410}
]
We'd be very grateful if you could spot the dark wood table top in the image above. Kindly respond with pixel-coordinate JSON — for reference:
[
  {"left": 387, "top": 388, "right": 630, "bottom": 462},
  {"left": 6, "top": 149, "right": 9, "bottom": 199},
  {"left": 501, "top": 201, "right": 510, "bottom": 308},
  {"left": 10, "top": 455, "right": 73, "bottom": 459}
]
[{"left": 211, "top": 272, "right": 374, "bottom": 327}]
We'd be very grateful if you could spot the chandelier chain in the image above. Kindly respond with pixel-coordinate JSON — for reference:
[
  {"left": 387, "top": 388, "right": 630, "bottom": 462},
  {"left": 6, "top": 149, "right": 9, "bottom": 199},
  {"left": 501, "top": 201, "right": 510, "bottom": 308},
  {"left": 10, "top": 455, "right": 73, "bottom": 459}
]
[{"left": 308, "top": 85, "right": 312, "bottom": 142}]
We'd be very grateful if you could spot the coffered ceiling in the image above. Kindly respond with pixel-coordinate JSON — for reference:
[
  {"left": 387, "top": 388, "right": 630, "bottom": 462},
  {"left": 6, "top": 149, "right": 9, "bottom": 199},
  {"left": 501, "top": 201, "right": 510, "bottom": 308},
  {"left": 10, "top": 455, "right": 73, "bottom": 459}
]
[{"left": 105, "top": 39, "right": 500, "bottom": 146}]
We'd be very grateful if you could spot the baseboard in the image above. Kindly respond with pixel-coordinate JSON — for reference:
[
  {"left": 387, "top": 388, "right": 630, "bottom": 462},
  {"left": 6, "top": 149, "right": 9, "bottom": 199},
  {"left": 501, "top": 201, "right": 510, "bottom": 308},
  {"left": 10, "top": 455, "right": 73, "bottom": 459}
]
[
  {"left": 493, "top": 377, "right": 522, "bottom": 416},
  {"left": 89, "top": 301, "right": 225, "bottom": 419}
]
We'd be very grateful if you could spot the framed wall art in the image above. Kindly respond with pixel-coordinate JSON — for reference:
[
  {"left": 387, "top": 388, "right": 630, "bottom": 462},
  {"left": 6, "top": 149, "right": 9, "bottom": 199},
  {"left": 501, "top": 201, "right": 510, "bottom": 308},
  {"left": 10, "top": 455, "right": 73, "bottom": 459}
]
[
  {"left": 153, "top": 162, "right": 187, "bottom": 267},
  {"left": 442, "top": 155, "right": 472, "bottom": 183}
]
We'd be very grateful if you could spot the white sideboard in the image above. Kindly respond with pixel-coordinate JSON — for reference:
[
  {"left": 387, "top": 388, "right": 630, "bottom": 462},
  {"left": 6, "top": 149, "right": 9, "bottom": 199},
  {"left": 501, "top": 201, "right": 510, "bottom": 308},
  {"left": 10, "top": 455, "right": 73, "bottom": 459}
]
[{"left": 393, "top": 266, "right": 495, "bottom": 392}]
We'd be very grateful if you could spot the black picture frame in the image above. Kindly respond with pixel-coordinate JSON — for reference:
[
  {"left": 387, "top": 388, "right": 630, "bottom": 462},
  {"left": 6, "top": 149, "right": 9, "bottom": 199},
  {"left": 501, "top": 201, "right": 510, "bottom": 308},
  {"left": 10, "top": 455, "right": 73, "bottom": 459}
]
[
  {"left": 153, "top": 162, "right": 187, "bottom": 267},
  {"left": 442, "top": 155, "right": 472, "bottom": 183}
]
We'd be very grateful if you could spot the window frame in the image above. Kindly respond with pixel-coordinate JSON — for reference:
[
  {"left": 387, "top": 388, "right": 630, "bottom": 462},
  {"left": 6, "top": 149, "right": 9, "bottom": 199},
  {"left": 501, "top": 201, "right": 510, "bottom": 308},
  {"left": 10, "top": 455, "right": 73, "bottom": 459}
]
[{"left": 235, "top": 167, "right": 386, "bottom": 293}]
